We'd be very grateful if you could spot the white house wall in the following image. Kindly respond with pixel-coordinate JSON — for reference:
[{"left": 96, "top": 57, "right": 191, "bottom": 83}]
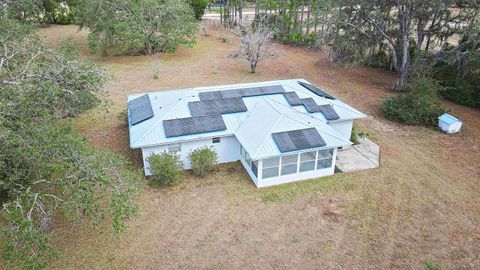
[
  {"left": 329, "top": 120, "right": 354, "bottom": 142},
  {"left": 141, "top": 135, "right": 241, "bottom": 175}
]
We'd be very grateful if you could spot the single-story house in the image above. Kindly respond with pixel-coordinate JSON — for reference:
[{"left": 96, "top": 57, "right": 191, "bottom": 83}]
[{"left": 127, "top": 79, "right": 366, "bottom": 188}]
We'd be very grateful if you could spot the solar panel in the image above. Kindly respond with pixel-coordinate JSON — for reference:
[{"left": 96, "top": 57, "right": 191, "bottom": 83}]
[
  {"left": 301, "top": 98, "right": 322, "bottom": 113},
  {"left": 271, "top": 132, "right": 296, "bottom": 152},
  {"left": 128, "top": 94, "right": 154, "bottom": 125},
  {"left": 198, "top": 85, "right": 285, "bottom": 101},
  {"left": 318, "top": 104, "right": 340, "bottom": 120},
  {"left": 261, "top": 85, "right": 285, "bottom": 95},
  {"left": 272, "top": 128, "right": 326, "bottom": 153},
  {"left": 298, "top": 81, "right": 336, "bottom": 99},
  {"left": 241, "top": 87, "right": 264, "bottom": 97},
  {"left": 188, "top": 98, "right": 247, "bottom": 116},
  {"left": 221, "top": 89, "right": 243, "bottom": 99},
  {"left": 283, "top": 92, "right": 303, "bottom": 106},
  {"left": 163, "top": 114, "right": 226, "bottom": 138},
  {"left": 199, "top": 91, "right": 223, "bottom": 101}
]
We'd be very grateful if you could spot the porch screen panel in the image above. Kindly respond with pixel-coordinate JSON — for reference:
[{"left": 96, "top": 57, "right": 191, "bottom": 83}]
[
  {"left": 281, "top": 154, "right": 298, "bottom": 175},
  {"left": 317, "top": 149, "right": 334, "bottom": 169},
  {"left": 262, "top": 157, "right": 279, "bottom": 178},
  {"left": 299, "top": 151, "right": 316, "bottom": 172}
]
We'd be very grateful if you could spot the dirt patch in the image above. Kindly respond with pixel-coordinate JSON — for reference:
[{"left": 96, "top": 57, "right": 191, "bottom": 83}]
[{"left": 37, "top": 23, "right": 480, "bottom": 270}]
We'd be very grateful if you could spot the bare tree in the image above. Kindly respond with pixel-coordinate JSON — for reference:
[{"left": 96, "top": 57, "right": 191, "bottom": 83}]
[{"left": 230, "top": 17, "right": 281, "bottom": 73}]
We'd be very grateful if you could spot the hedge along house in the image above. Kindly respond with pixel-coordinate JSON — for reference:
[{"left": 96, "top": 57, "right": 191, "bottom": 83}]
[{"left": 127, "top": 79, "right": 366, "bottom": 188}]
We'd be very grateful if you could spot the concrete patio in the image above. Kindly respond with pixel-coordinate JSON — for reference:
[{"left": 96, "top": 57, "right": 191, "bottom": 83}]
[{"left": 336, "top": 137, "right": 380, "bottom": 173}]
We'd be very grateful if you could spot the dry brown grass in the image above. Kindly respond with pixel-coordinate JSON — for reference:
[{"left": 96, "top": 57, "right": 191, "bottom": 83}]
[{"left": 34, "top": 23, "right": 480, "bottom": 270}]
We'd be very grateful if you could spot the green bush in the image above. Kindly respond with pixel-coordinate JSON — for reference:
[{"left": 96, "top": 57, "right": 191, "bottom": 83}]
[
  {"left": 368, "top": 49, "right": 391, "bottom": 69},
  {"left": 285, "top": 32, "right": 303, "bottom": 44},
  {"left": 147, "top": 152, "right": 183, "bottom": 187},
  {"left": 424, "top": 261, "right": 442, "bottom": 270},
  {"left": 187, "top": 0, "right": 208, "bottom": 20},
  {"left": 188, "top": 147, "right": 218, "bottom": 177},
  {"left": 434, "top": 62, "right": 480, "bottom": 107},
  {"left": 303, "top": 32, "right": 322, "bottom": 48},
  {"left": 381, "top": 76, "right": 446, "bottom": 126},
  {"left": 350, "top": 125, "right": 373, "bottom": 144},
  {"left": 432, "top": 32, "right": 480, "bottom": 108}
]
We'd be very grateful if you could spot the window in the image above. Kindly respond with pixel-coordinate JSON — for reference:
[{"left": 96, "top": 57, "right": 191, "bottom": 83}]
[
  {"left": 281, "top": 154, "right": 298, "bottom": 175},
  {"left": 252, "top": 160, "right": 258, "bottom": 177},
  {"left": 317, "top": 148, "right": 333, "bottom": 170},
  {"left": 262, "top": 157, "right": 279, "bottom": 178},
  {"left": 318, "top": 149, "right": 334, "bottom": 158},
  {"left": 245, "top": 151, "right": 252, "bottom": 167},
  {"left": 317, "top": 158, "right": 332, "bottom": 169},
  {"left": 299, "top": 151, "right": 316, "bottom": 172},
  {"left": 168, "top": 143, "right": 181, "bottom": 153},
  {"left": 212, "top": 137, "right": 221, "bottom": 144}
]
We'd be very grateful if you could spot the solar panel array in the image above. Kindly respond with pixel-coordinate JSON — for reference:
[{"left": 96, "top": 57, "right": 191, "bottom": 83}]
[
  {"left": 198, "top": 85, "right": 285, "bottom": 101},
  {"left": 128, "top": 94, "right": 154, "bottom": 125},
  {"left": 283, "top": 92, "right": 303, "bottom": 106},
  {"left": 272, "top": 128, "right": 326, "bottom": 153},
  {"left": 318, "top": 104, "right": 340, "bottom": 120},
  {"left": 163, "top": 114, "right": 226, "bottom": 138},
  {"left": 188, "top": 97, "right": 247, "bottom": 116},
  {"left": 298, "top": 98, "right": 340, "bottom": 120},
  {"left": 298, "top": 81, "right": 336, "bottom": 99}
]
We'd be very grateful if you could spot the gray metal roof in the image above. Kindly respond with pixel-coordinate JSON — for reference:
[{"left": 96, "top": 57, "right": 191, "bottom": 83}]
[{"left": 126, "top": 79, "right": 366, "bottom": 154}]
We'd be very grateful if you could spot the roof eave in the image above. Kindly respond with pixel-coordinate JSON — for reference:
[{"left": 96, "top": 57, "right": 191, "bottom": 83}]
[
  {"left": 251, "top": 141, "right": 352, "bottom": 160},
  {"left": 130, "top": 132, "right": 236, "bottom": 149}
]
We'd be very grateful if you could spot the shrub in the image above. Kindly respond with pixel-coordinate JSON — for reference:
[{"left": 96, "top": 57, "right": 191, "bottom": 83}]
[
  {"left": 367, "top": 49, "right": 391, "bottom": 69},
  {"left": 285, "top": 31, "right": 303, "bottom": 44},
  {"left": 434, "top": 62, "right": 480, "bottom": 107},
  {"left": 188, "top": 147, "right": 218, "bottom": 177},
  {"left": 350, "top": 125, "right": 373, "bottom": 145},
  {"left": 187, "top": 0, "right": 208, "bottom": 20},
  {"left": 147, "top": 152, "right": 183, "bottom": 187},
  {"left": 381, "top": 76, "right": 446, "bottom": 126},
  {"left": 424, "top": 261, "right": 442, "bottom": 270}
]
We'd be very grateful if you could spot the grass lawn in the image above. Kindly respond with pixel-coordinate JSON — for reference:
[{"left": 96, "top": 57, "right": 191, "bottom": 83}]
[{"left": 34, "top": 23, "right": 480, "bottom": 270}]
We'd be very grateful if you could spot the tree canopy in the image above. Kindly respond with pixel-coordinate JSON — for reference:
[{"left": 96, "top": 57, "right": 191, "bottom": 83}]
[
  {"left": 0, "top": 17, "right": 143, "bottom": 269},
  {"left": 219, "top": 0, "right": 479, "bottom": 91},
  {"left": 77, "top": 0, "right": 199, "bottom": 55},
  {"left": 4, "top": 0, "right": 79, "bottom": 24}
]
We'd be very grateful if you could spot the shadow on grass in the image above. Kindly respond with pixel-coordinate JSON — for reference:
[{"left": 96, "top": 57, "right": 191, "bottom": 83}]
[{"left": 203, "top": 162, "right": 362, "bottom": 204}]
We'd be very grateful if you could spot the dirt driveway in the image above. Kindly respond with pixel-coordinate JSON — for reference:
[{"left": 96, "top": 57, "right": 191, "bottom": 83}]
[{"left": 39, "top": 24, "right": 480, "bottom": 270}]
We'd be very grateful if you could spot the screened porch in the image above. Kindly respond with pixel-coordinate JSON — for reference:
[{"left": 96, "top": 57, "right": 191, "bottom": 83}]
[{"left": 240, "top": 145, "right": 337, "bottom": 187}]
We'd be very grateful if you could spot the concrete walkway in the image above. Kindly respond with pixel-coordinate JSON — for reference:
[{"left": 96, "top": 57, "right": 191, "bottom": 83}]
[{"left": 336, "top": 137, "right": 380, "bottom": 173}]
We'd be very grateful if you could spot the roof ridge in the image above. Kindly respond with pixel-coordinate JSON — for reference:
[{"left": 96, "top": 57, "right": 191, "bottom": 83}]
[{"left": 250, "top": 98, "right": 285, "bottom": 158}]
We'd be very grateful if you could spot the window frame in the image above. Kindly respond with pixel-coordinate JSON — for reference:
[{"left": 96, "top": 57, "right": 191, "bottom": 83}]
[
  {"left": 299, "top": 151, "right": 316, "bottom": 172},
  {"left": 280, "top": 154, "right": 299, "bottom": 176},
  {"left": 262, "top": 157, "right": 280, "bottom": 179},
  {"left": 168, "top": 143, "right": 181, "bottom": 153},
  {"left": 316, "top": 148, "right": 334, "bottom": 170}
]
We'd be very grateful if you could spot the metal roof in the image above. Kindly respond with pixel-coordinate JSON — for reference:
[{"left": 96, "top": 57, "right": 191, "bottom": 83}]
[
  {"left": 235, "top": 98, "right": 351, "bottom": 159},
  {"left": 127, "top": 79, "right": 366, "bottom": 150}
]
